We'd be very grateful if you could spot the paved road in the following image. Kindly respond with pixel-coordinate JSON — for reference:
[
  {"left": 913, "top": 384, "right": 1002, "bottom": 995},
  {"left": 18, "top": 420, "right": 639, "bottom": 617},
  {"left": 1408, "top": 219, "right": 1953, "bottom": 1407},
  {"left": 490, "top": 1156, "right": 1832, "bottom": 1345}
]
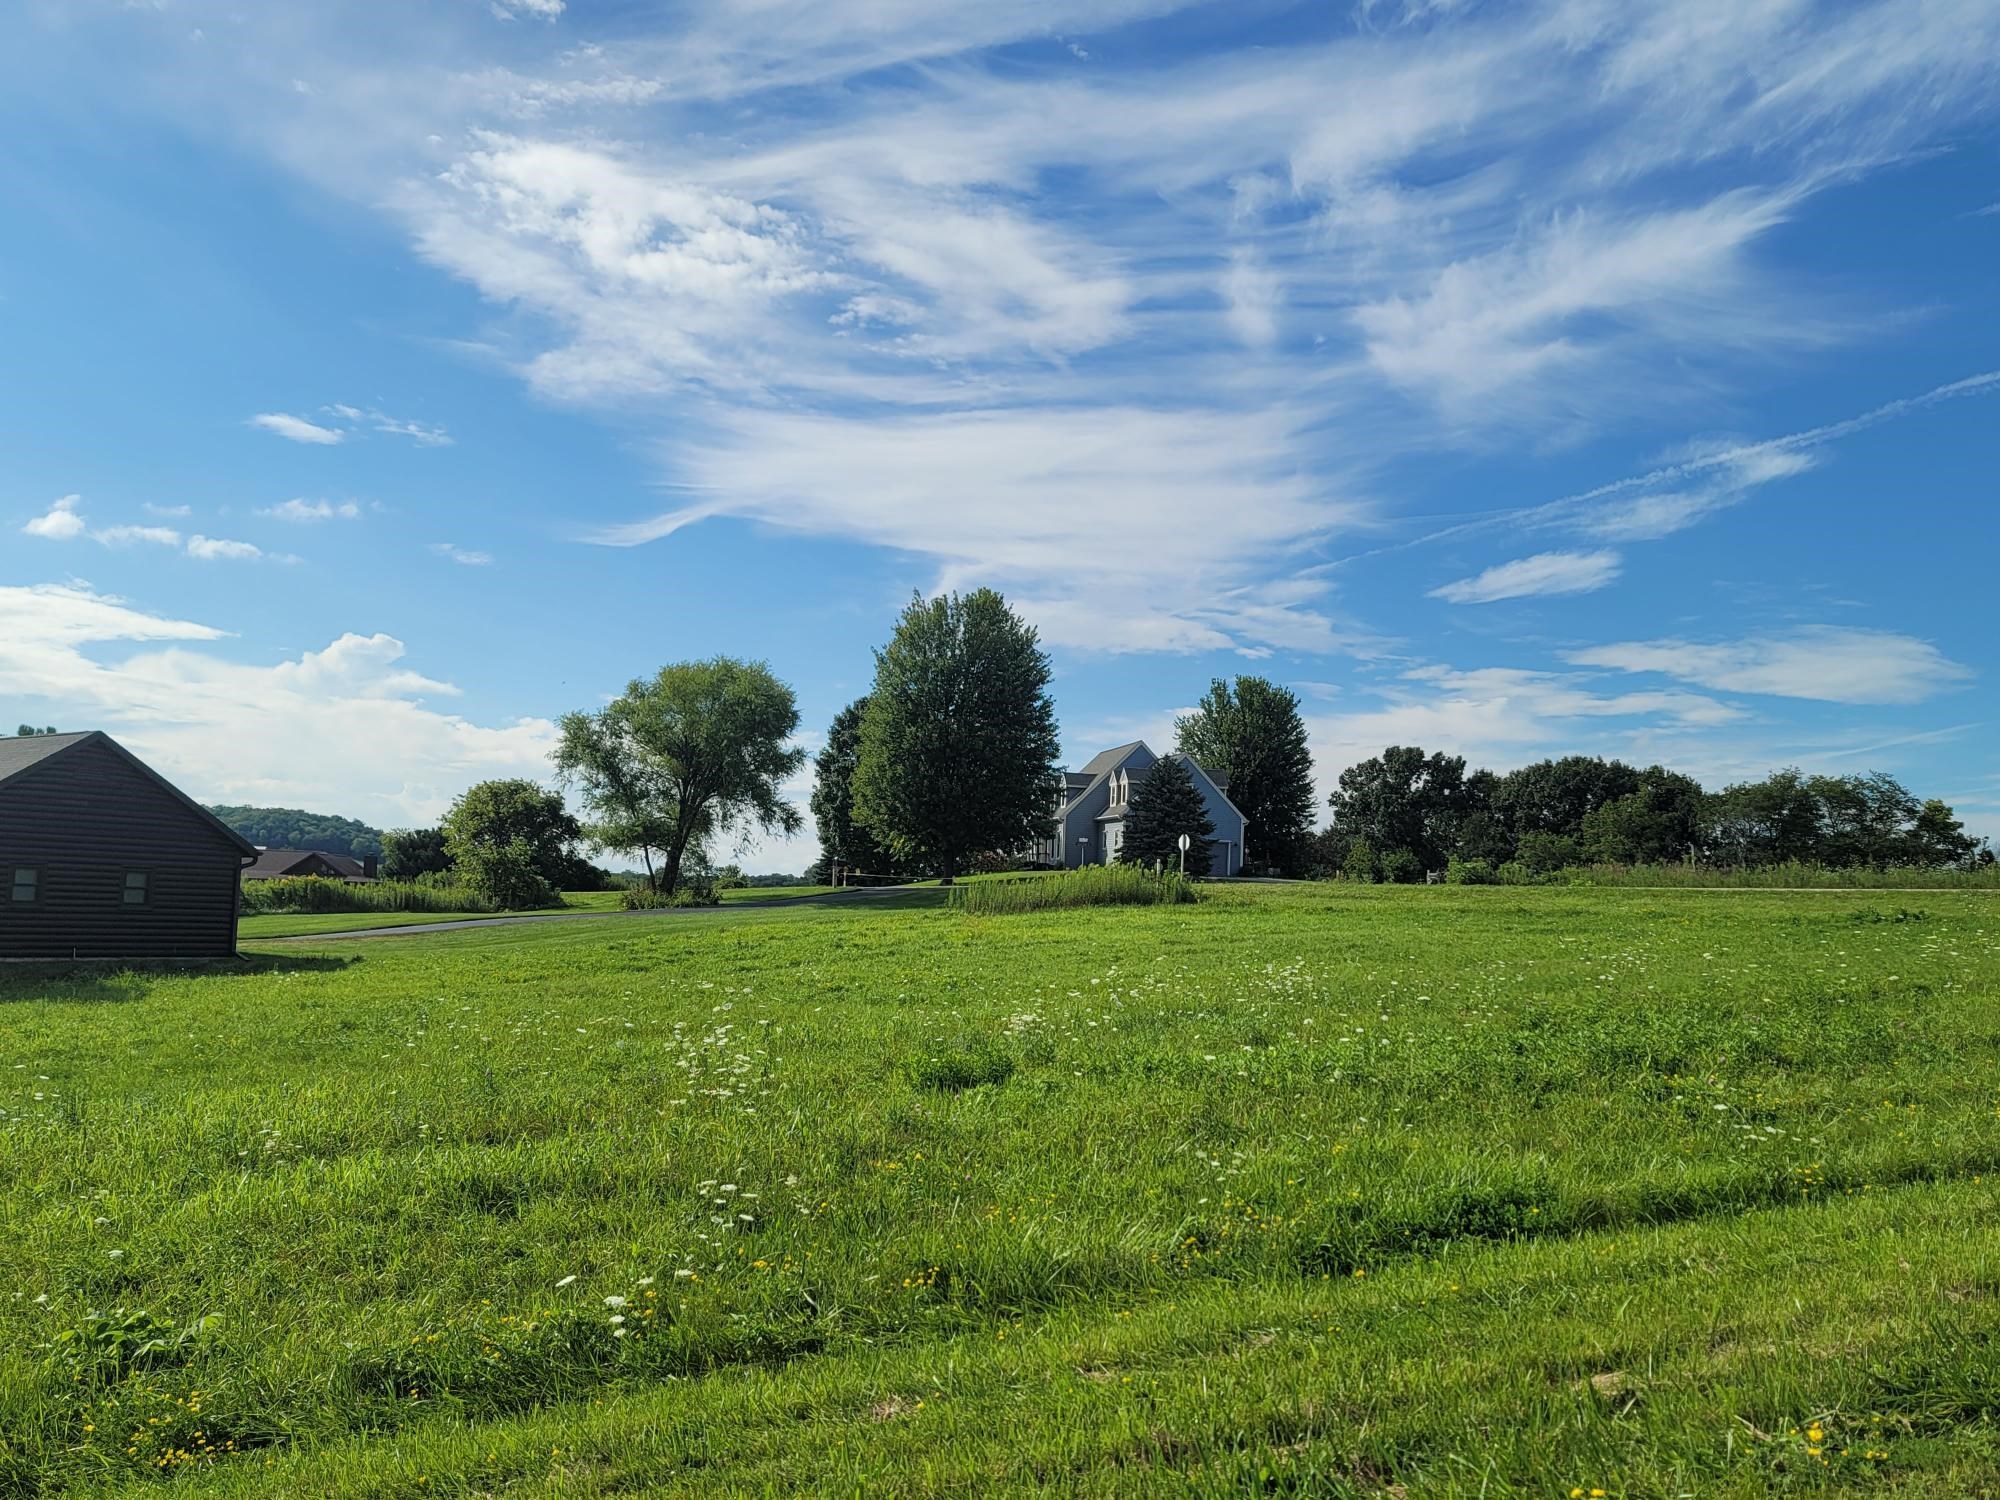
[{"left": 253, "top": 885, "right": 926, "bottom": 942}]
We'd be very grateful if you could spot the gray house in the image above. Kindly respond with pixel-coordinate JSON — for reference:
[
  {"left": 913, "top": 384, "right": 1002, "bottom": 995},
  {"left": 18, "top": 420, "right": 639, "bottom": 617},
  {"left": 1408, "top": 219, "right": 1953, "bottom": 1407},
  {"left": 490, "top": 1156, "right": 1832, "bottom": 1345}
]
[{"left": 1026, "top": 740, "right": 1247, "bottom": 875}]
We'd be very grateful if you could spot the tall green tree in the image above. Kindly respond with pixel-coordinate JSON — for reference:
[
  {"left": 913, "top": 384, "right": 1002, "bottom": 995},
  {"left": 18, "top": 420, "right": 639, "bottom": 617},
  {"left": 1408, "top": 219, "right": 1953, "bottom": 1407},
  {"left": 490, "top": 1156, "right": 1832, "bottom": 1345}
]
[
  {"left": 555, "top": 658, "right": 805, "bottom": 896},
  {"left": 380, "top": 827, "right": 452, "bottom": 880},
  {"left": 1118, "top": 755, "right": 1215, "bottom": 874},
  {"left": 442, "top": 779, "right": 582, "bottom": 909},
  {"left": 1326, "top": 745, "right": 1476, "bottom": 873},
  {"left": 809, "top": 698, "right": 903, "bottom": 882},
  {"left": 1490, "top": 756, "right": 1643, "bottom": 840},
  {"left": 852, "top": 589, "right": 1060, "bottom": 884},
  {"left": 1173, "top": 676, "right": 1316, "bottom": 875}
]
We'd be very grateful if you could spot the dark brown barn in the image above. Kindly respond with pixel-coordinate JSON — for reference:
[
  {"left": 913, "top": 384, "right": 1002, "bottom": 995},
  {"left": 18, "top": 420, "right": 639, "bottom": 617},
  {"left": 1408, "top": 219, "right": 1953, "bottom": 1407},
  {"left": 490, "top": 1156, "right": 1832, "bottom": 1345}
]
[{"left": 0, "top": 731, "right": 257, "bottom": 960}]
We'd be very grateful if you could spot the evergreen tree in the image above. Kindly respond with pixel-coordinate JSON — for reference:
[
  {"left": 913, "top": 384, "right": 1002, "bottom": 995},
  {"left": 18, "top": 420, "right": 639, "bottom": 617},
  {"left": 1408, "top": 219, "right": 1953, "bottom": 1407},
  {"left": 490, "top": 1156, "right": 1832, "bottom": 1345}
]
[
  {"left": 1173, "top": 677, "right": 1316, "bottom": 875},
  {"left": 1118, "top": 755, "right": 1215, "bottom": 874},
  {"left": 809, "top": 698, "right": 903, "bottom": 881},
  {"left": 853, "top": 590, "right": 1060, "bottom": 884}
]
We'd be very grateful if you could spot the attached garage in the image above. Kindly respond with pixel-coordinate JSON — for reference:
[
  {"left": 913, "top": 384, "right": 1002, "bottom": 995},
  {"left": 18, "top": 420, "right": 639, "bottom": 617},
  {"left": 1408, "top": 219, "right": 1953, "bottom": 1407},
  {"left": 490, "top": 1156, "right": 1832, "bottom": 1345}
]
[{"left": 0, "top": 731, "right": 256, "bottom": 961}]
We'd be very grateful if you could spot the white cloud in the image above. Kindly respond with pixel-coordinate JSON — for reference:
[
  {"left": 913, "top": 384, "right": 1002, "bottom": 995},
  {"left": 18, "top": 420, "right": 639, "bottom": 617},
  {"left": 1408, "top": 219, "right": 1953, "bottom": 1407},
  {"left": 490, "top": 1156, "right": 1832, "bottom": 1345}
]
[
  {"left": 93, "top": 524, "right": 184, "bottom": 548},
  {"left": 591, "top": 403, "right": 1364, "bottom": 654},
  {"left": 1430, "top": 549, "right": 1622, "bottom": 605},
  {"left": 144, "top": 503, "right": 192, "bottom": 518},
  {"left": 16, "top": 0, "right": 2000, "bottom": 677},
  {"left": 1568, "top": 627, "right": 1973, "bottom": 706},
  {"left": 489, "top": 0, "right": 564, "bottom": 19},
  {"left": 22, "top": 495, "right": 87, "bottom": 540},
  {"left": 432, "top": 541, "right": 493, "bottom": 566},
  {"left": 1221, "top": 251, "right": 1281, "bottom": 348},
  {"left": 0, "top": 582, "right": 555, "bottom": 827},
  {"left": 186, "top": 535, "right": 265, "bottom": 561},
  {"left": 249, "top": 411, "right": 344, "bottom": 444},
  {"left": 21, "top": 495, "right": 186, "bottom": 552},
  {"left": 260, "top": 498, "right": 361, "bottom": 522}
]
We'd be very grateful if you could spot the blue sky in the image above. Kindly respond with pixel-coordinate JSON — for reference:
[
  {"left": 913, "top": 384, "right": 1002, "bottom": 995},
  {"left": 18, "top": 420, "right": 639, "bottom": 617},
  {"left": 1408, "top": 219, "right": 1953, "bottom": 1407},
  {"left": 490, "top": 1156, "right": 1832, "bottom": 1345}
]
[{"left": 2, "top": 0, "right": 1996, "bottom": 871}]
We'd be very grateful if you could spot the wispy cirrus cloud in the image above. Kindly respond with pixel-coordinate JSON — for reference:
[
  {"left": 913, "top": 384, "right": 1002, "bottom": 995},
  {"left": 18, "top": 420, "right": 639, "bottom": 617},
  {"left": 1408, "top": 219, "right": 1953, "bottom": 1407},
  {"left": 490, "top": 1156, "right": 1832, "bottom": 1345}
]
[
  {"left": 431, "top": 541, "right": 493, "bottom": 566},
  {"left": 249, "top": 412, "right": 343, "bottom": 445},
  {"left": 1568, "top": 627, "right": 1973, "bottom": 706},
  {"left": 259, "top": 498, "right": 360, "bottom": 522},
  {"left": 185, "top": 535, "right": 266, "bottom": 562},
  {"left": 73, "top": 0, "right": 1975, "bottom": 652},
  {"left": 250, "top": 406, "right": 451, "bottom": 447},
  {"left": 1430, "top": 549, "right": 1623, "bottom": 605},
  {"left": 29, "top": 0, "right": 2000, "bottom": 658}
]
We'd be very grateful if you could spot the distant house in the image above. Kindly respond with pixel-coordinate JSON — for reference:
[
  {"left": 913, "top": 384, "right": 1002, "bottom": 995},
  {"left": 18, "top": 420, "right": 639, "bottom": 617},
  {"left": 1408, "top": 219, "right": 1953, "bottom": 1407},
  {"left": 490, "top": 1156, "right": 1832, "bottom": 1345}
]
[
  {"left": 1025, "top": 740, "right": 1247, "bottom": 876},
  {"left": 242, "top": 849, "right": 378, "bottom": 882},
  {"left": 0, "top": 731, "right": 257, "bottom": 960}
]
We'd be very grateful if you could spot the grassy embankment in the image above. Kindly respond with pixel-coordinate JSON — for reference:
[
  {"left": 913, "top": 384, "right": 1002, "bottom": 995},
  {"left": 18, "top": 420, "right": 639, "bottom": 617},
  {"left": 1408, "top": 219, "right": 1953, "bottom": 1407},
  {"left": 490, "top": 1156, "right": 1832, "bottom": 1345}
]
[{"left": 3, "top": 885, "right": 1999, "bottom": 1495}]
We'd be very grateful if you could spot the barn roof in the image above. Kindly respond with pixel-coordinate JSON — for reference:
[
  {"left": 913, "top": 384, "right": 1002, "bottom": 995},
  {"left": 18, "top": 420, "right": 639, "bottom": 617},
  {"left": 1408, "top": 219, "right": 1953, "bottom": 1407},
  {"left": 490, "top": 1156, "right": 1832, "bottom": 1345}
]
[
  {"left": 0, "top": 730, "right": 258, "bottom": 858},
  {"left": 0, "top": 731, "right": 96, "bottom": 786}
]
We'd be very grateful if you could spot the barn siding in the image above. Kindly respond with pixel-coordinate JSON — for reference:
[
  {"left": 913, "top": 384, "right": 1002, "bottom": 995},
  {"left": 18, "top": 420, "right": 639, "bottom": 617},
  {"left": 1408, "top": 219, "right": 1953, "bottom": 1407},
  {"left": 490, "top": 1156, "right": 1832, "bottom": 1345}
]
[{"left": 0, "top": 739, "right": 246, "bottom": 959}]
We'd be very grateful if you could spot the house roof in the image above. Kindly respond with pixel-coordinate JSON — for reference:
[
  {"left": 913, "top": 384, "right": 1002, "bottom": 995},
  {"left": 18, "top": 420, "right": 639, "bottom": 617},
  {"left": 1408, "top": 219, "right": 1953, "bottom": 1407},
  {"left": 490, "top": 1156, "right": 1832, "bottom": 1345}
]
[
  {"left": 1076, "top": 740, "right": 1147, "bottom": 779},
  {"left": 243, "top": 849, "right": 365, "bottom": 879},
  {"left": 0, "top": 731, "right": 96, "bottom": 787},
  {"left": 0, "top": 730, "right": 259, "bottom": 858}
]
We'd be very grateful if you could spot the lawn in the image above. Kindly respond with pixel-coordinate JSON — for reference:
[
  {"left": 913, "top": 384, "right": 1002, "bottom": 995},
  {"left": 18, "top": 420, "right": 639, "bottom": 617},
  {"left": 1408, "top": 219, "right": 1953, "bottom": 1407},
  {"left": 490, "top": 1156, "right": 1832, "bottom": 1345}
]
[
  {"left": 237, "top": 887, "right": 841, "bottom": 940},
  {"left": 3, "top": 885, "right": 1997, "bottom": 1496}
]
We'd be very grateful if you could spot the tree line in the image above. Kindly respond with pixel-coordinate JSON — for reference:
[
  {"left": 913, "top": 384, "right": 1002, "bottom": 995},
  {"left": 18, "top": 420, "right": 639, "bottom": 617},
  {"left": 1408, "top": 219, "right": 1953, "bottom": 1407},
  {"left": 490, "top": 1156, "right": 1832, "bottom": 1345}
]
[{"left": 1319, "top": 749, "right": 1989, "bottom": 883}]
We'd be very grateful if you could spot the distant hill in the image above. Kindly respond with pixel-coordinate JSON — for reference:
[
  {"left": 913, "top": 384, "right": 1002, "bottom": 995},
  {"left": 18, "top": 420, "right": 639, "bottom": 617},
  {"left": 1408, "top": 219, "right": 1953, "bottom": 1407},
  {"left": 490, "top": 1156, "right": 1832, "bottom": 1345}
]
[{"left": 206, "top": 804, "right": 386, "bottom": 859}]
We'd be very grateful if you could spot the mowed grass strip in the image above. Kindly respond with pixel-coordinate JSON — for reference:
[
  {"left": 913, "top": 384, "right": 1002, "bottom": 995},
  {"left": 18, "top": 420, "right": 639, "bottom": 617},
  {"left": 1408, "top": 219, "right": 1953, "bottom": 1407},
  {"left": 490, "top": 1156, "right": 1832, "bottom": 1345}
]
[
  {"left": 82, "top": 1182, "right": 2000, "bottom": 1498},
  {"left": 1, "top": 886, "right": 1996, "bottom": 1494}
]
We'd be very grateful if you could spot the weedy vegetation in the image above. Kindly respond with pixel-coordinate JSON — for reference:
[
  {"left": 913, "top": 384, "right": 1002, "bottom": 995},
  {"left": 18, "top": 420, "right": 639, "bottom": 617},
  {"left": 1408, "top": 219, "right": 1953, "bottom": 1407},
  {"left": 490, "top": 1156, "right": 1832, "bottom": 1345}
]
[
  {"left": 2, "top": 884, "right": 1999, "bottom": 1496},
  {"left": 951, "top": 863, "right": 1201, "bottom": 913},
  {"left": 236, "top": 877, "right": 500, "bottom": 917}
]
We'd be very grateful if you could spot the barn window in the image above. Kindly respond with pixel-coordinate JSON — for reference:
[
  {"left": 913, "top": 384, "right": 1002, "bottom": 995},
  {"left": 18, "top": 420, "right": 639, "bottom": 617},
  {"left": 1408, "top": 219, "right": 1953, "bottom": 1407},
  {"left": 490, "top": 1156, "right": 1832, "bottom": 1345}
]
[
  {"left": 122, "top": 870, "right": 150, "bottom": 906},
  {"left": 9, "top": 868, "right": 36, "bottom": 903}
]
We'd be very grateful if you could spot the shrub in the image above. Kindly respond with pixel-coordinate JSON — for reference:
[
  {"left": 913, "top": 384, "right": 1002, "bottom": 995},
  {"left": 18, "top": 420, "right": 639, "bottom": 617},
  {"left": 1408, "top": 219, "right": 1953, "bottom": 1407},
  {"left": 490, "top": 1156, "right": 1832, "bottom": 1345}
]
[
  {"left": 454, "top": 840, "right": 561, "bottom": 911},
  {"left": 1342, "top": 838, "right": 1380, "bottom": 884},
  {"left": 952, "top": 865, "right": 1200, "bottom": 914},
  {"left": 1446, "top": 856, "right": 1494, "bottom": 885},
  {"left": 239, "top": 877, "right": 498, "bottom": 915},
  {"left": 1379, "top": 848, "right": 1424, "bottom": 885},
  {"left": 1493, "top": 861, "right": 1536, "bottom": 886},
  {"left": 621, "top": 882, "right": 720, "bottom": 910}
]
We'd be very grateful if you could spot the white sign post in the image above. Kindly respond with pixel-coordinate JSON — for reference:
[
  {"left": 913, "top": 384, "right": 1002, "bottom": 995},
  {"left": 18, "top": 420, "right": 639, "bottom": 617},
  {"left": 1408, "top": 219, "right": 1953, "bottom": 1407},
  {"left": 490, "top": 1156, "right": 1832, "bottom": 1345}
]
[{"left": 1177, "top": 832, "right": 1191, "bottom": 877}]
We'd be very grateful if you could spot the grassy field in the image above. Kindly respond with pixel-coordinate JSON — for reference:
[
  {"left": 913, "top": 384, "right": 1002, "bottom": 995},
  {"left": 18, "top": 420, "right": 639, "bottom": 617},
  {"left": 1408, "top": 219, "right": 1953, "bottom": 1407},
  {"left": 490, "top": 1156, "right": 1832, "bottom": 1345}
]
[
  {"left": 3, "top": 885, "right": 1998, "bottom": 1496},
  {"left": 237, "top": 887, "right": 841, "bottom": 939}
]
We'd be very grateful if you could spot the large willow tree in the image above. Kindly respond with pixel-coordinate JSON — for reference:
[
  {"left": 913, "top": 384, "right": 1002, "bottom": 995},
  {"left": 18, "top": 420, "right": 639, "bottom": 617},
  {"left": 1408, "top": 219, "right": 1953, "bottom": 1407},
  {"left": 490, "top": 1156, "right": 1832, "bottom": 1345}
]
[{"left": 555, "top": 657, "right": 804, "bottom": 895}]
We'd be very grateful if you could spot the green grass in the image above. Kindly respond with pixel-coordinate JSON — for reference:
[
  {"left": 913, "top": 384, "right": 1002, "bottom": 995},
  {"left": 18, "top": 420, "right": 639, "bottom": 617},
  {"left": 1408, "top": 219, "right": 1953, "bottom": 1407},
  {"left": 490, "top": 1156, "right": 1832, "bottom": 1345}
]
[
  {"left": 3, "top": 885, "right": 1999, "bottom": 1495},
  {"left": 718, "top": 884, "right": 840, "bottom": 903},
  {"left": 237, "top": 891, "right": 625, "bottom": 939}
]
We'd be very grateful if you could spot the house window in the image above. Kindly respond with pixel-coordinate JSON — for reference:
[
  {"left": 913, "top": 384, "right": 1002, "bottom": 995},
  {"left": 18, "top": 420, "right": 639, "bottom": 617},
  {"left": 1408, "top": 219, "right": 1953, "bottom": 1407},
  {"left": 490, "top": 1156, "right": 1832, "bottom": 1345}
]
[
  {"left": 9, "top": 867, "right": 37, "bottom": 903},
  {"left": 122, "top": 871, "right": 149, "bottom": 906}
]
